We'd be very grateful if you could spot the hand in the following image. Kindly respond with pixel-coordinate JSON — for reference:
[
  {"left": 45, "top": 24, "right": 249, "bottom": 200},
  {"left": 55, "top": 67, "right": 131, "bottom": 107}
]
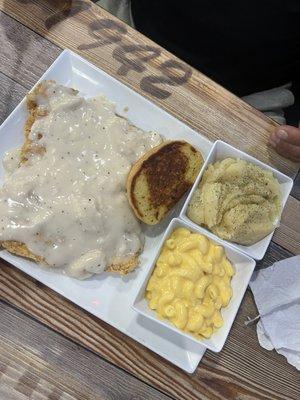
[{"left": 269, "top": 125, "right": 300, "bottom": 162}]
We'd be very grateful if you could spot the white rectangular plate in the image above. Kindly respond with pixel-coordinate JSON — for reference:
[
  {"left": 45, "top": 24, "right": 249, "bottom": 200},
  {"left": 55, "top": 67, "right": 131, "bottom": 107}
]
[{"left": 0, "top": 50, "right": 214, "bottom": 373}]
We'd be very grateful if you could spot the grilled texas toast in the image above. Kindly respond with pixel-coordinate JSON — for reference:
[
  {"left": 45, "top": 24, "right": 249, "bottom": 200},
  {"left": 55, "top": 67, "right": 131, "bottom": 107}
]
[
  {"left": 126, "top": 140, "right": 204, "bottom": 225},
  {"left": 1, "top": 82, "right": 139, "bottom": 276}
]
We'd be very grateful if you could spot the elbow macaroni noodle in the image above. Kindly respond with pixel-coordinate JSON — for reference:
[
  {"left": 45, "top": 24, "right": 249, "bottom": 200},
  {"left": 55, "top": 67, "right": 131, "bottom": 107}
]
[{"left": 146, "top": 228, "right": 235, "bottom": 339}]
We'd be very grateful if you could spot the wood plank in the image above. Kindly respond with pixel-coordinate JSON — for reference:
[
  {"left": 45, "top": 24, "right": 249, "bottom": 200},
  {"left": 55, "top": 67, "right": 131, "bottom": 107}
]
[
  {"left": 273, "top": 196, "right": 300, "bottom": 254},
  {"left": 0, "top": 12, "right": 61, "bottom": 89},
  {"left": 0, "top": 11, "right": 299, "bottom": 255},
  {"left": 0, "top": 0, "right": 299, "bottom": 179},
  {"left": 0, "top": 72, "right": 27, "bottom": 121},
  {"left": 256, "top": 241, "right": 293, "bottom": 269},
  {"left": 1, "top": 242, "right": 299, "bottom": 400},
  {"left": 0, "top": 301, "right": 172, "bottom": 400},
  {"left": 291, "top": 171, "right": 300, "bottom": 200}
]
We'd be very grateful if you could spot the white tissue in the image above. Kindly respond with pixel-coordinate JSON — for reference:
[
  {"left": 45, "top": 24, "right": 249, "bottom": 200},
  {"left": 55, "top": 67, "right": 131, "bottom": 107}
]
[
  {"left": 256, "top": 320, "right": 274, "bottom": 350},
  {"left": 249, "top": 255, "right": 300, "bottom": 370}
]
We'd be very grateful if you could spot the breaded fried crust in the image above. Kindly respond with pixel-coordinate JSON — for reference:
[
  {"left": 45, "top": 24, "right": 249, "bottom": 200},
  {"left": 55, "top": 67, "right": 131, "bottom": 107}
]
[{"left": 1, "top": 83, "right": 139, "bottom": 276}]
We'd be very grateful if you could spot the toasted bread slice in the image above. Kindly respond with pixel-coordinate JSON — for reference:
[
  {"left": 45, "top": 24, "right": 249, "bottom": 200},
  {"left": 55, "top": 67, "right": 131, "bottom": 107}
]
[{"left": 127, "top": 140, "right": 204, "bottom": 225}]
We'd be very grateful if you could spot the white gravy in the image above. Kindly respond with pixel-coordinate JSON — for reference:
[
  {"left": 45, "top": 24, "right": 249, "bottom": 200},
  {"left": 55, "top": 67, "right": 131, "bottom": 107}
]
[{"left": 0, "top": 81, "right": 161, "bottom": 279}]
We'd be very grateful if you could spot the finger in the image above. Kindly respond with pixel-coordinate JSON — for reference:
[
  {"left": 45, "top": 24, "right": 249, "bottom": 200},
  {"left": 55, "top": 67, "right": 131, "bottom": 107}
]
[
  {"left": 269, "top": 139, "right": 300, "bottom": 162},
  {"left": 274, "top": 125, "right": 300, "bottom": 146}
]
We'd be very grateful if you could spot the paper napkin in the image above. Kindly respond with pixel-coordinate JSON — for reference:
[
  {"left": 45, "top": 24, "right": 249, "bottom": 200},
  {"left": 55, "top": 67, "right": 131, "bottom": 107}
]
[{"left": 249, "top": 255, "right": 300, "bottom": 370}]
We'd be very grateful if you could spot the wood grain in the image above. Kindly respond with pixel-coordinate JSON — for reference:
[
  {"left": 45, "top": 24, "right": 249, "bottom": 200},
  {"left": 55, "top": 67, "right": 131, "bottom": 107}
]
[
  {"left": 0, "top": 0, "right": 299, "bottom": 178},
  {"left": 0, "top": 242, "right": 299, "bottom": 400},
  {"left": 0, "top": 301, "right": 172, "bottom": 400},
  {"left": 291, "top": 171, "right": 300, "bottom": 200},
  {"left": 273, "top": 196, "right": 300, "bottom": 254},
  {"left": 0, "top": 11, "right": 61, "bottom": 88},
  {"left": 0, "top": 72, "right": 27, "bottom": 121},
  {"left": 0, "top": 11, "right": 299, "bottom": 255},
  {"left": 0, "top": 4, "right": 300, "bottom": 400}
]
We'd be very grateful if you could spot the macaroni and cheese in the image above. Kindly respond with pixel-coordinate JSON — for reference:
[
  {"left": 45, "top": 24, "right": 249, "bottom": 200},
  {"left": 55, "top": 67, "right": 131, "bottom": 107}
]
[{"left": 146, "top": 227, "right": 235, "bottom": 339}]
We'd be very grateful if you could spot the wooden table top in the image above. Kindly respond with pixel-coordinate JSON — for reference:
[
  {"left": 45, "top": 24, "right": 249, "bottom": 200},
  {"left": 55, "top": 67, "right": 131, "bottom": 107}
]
[{"left": 0, "top": 1, "right": 299, "bottom": 399}]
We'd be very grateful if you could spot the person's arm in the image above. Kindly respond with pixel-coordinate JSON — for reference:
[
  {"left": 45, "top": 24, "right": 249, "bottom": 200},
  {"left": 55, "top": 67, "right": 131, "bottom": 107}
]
[{"left": 269, "top": 126, "right": 300, "bottom": 162}]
